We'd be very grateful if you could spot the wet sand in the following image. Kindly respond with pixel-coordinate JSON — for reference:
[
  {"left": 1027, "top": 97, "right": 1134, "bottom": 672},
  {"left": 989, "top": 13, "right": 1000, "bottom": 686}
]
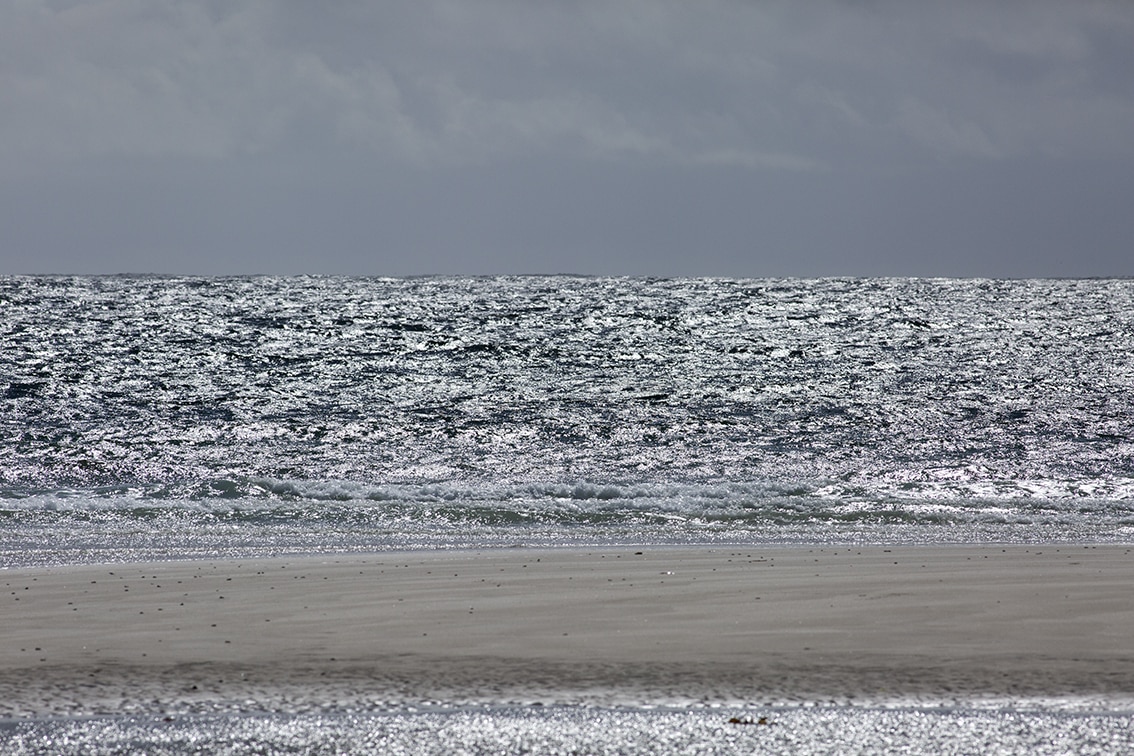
[{"left": 3, "top": 545, "right": 1134, "bottom": 717}]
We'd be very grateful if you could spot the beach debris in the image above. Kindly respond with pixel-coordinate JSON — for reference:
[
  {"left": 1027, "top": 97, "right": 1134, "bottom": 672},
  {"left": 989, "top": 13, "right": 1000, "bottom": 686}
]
[{"left": 727, "top": 716, "right": 770, "bottom": 726}]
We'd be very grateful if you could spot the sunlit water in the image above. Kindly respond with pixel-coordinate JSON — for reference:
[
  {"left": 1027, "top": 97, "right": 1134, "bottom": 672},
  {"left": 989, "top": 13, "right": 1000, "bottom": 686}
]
[
  {"left": 3, "top": 704, "right": 1133, "bottom": 755},
  {"left": 3, "top": 276, "right": 1134, "bottom": 565}
]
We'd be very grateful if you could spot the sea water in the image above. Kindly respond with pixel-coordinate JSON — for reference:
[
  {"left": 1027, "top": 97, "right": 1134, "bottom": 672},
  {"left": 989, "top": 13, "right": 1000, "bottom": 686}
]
[
  {"left": 4, "top": 275, "right": 1134, "bottom": 754},
  {"left": 3, "top": 705, "right": 1134, "bottom": 755},
  {"left": 3, "top": 275, "right": 1132, "bottom": 566}
]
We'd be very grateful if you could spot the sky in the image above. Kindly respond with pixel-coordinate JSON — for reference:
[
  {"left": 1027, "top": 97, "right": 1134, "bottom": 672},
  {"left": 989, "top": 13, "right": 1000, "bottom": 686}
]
[{"left": 2, "top": 0, "right": 1133, "bottom": 278}]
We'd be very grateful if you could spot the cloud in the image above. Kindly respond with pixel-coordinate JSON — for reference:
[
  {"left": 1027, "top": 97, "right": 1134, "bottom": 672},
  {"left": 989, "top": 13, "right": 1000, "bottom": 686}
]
[
  {"left": 3, "top": 1, "right": 1134, "bottom": 279},
  {"left": 895, "top": 99, "right": 1002, "bottom": 159},
  {"left": 3, "top": 1, "right": 1134, "bottom": 178}
]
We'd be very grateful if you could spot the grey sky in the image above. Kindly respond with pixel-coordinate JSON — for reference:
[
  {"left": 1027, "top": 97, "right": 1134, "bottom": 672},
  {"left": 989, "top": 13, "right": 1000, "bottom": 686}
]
[{"left": 3, "top": 1, "right": 1133, "bottom": 277}]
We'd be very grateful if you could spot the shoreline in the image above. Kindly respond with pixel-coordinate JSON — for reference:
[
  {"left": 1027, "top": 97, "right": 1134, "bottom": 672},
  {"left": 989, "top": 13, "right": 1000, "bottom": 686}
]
[{"left": 4, "top": 545, "right": 1134, "bottom": 717}]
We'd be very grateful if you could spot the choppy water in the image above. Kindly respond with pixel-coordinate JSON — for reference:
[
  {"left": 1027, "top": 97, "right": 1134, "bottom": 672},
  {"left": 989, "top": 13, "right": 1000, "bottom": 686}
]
[{"left": 3, "top": 275, "right": 1133, "bottom": 565}]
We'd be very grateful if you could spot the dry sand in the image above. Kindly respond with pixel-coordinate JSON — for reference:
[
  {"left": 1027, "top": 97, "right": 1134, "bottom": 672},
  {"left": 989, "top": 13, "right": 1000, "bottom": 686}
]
[{"left": 3, "top": 545, "right": 1134, "bottom": 717}]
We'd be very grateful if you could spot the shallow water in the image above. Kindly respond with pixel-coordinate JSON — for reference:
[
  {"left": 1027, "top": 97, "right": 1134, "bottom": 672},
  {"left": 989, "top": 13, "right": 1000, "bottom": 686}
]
[{"left": 3, "top": 704, "right": 1133, "bottom": 755}]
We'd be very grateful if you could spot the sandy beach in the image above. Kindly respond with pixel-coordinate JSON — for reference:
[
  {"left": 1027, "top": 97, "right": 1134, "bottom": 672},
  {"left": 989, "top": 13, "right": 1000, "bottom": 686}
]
[{"left": 3, "top": 545, "right": 1134, "bottom": 718}]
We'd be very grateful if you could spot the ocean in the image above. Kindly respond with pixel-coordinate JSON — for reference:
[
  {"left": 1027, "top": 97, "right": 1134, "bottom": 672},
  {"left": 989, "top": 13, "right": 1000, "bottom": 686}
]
[{"left": 2, "top": 275, "right": 1133, "bottom": 567}]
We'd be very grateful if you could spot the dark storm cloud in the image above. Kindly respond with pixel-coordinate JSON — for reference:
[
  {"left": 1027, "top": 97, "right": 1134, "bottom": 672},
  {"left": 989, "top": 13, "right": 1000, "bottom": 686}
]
[{"left": 2, "top": 1, "right": 1133, "bottom": 275}]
